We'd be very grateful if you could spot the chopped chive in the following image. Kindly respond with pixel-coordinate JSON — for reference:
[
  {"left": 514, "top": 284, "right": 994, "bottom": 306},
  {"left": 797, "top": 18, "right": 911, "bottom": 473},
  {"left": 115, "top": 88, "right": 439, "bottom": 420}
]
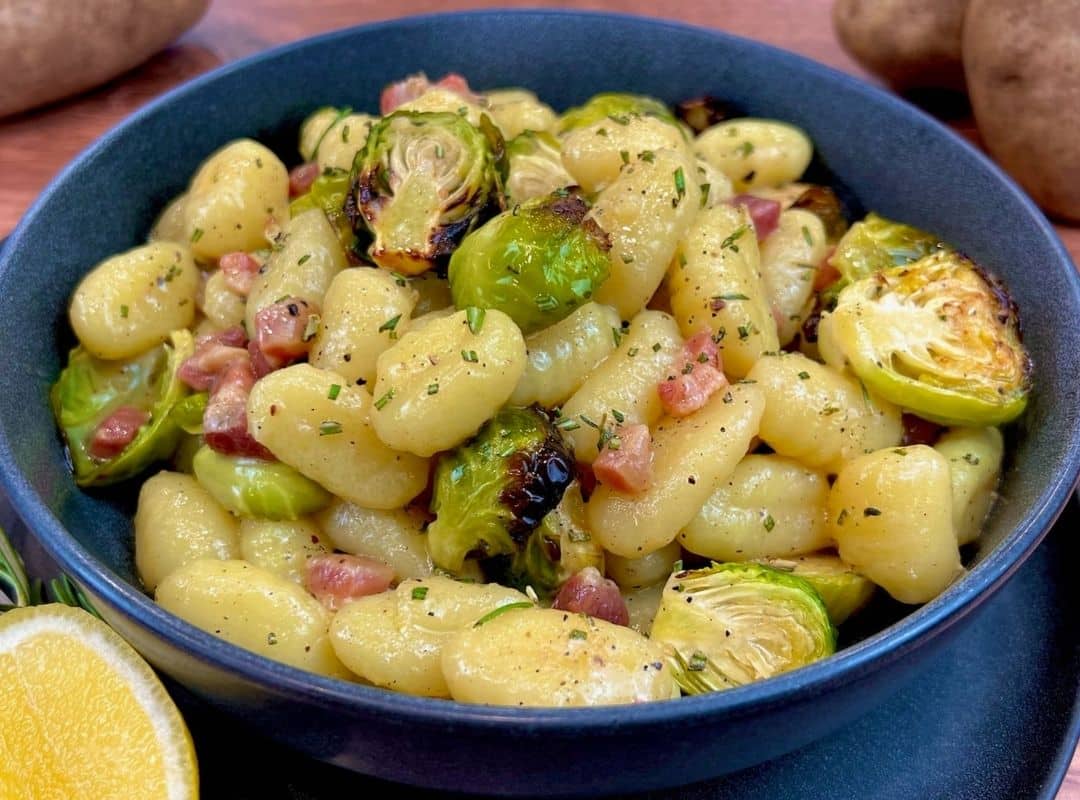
[
  {"left": 738, "top": 140, "right": 754, "bottom": 157},
  {"left": 737, "top": 324, "right": 751, "bottom": 340},
  {"left": 721, "top": 225, "right": 748, "bottom": 252},
  {"left": 820, "top": 405, "right": 840, "bottom": 416},
  {"left": 298, "top": 253, "right": 311, "bottom": 266},
  {"left": 327, "top": 384, "right": 341, "bottom": 400},
  {"left": 628, "top": 346, "right": 639, "bottom": 357},
  {"left": 379, "top": 313, "right": 402, "bottom": 334},
  {"left": 466, "top": 306, "right": 486, "bottom": 334},
  {"left": 556, "top": 418, "right": 581, "bottom": 431},
  {"left": 801, "top": 225, "right": 814, "bottom": 247},
  {"left": 712, "top": 292, "right": 749, "bottom": 302},
  {"left": 435, "top": 143, "right": 445, "bottom": 158},
  {"left": 389, "top": 271, "right": 409, "bottom": 287},
  {"left": 190, "top": 227, "right": 204, "bottom": 243},
  {"left": 374, "top": 388, "right": 396, "bottom": 410},
  {"left": 535, "top": 294, "right": 558, "bottom": 312},
  {"left": 427, "top": 382, "right": 439, "bottom": 395},
  {"left": 639, "top": 150, "right": 655, "bottom": 163},
  {"left": 612, "top": 326, "right": 623, "bottom": 347},
  {"left": 611, "top": 408, "right": 625, "bottom": 423},
  {"left": 798, "top": 371, "right": 811, "bottom": 380},
  {"left": 699, "top": 183, "right": 710, "bottom": 209},
  {"left": 341, "top": 124, "right": 350, "bottom": 143},
  {"left": 569, "top": 629, "right": 588, "bottom": 641},
  {"left": 837, "top": 508, "right": 849, "bottom": 525},
  {"left": 652, "top": 342, "right": 662, "bottom": 352},
  {"left": 319, "top": 420, "right": 342, "bottom": 436},
  {"left": 763, "top": 514, "right": 776, "bottom": 532},
  {"left": 673, "top": 167, "right": 686, "bottom": 200},
  {"left": 119, "top": 305, "right": 129, "bottom": 318},
  {"left": 411, "top": 586, "right": 429, "bottom": 600},
  {"left": 620, "top": 150, "right": 630, "bottom": 165},
  {"left": 461, "top": 350, "right": 479, "bottom": 363},
  {"left": 473, "top": 601, "right": 533, "bottom": 627},
  {"left": 579, "top": 414, "right": 600, "bottom": 429},
  {"left": 687, "top": 652, "right": 709, "bottom": 672}
]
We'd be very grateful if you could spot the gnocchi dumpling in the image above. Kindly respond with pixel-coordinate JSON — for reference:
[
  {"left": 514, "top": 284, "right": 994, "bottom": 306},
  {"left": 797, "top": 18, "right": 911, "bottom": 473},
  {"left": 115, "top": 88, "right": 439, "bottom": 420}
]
[{"left": 695, "top": 118, "right": 813, "bottom": 193}]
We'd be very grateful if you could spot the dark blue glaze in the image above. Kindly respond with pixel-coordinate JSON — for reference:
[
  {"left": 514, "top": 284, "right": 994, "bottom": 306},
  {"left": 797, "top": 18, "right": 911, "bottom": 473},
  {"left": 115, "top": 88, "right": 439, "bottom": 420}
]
[{"left": 0, "top": 11, "right": 1077, "bottom": 796}]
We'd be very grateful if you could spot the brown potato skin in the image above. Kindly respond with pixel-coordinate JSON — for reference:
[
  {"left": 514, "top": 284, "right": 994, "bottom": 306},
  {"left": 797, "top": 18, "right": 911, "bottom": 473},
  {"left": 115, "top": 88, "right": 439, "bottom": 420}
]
[
  {"left": 963, "top": 0, "right": 1080, "bottom": 221},
  {"left": 0, "top": 0, "right": 209, "bottom": 117},
  {"left": 833, "top": 0, "right": 969, "bottom": 91}
]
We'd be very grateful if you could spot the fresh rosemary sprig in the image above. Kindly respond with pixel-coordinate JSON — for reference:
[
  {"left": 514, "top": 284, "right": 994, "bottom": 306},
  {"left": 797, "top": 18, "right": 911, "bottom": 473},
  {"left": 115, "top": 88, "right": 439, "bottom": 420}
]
[{"left": 0, "top": 525, "right": 100, "bottom": 617}]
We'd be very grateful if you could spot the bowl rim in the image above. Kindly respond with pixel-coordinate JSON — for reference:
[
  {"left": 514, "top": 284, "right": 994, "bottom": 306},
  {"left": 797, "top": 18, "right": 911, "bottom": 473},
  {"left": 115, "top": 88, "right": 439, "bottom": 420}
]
[{"left": 1, "top": 7, "right": 1079, "bottom": 730}]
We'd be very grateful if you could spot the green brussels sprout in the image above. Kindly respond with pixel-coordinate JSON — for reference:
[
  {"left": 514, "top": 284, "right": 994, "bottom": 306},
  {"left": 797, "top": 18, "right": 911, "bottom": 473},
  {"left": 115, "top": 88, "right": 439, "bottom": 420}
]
[
  {"left": 289, "top": 167, "right": 355, "bottom": 251},
  {"left": 504, "top": 482, "right": 604, "bottom": 598},
  {"left": 348, "top": 111, "right": 503, "bottom": 274},
  {"left": 171, "top": 392, "right": 208, "bottom": 435},
  {"left": 191, "top": 445, "right": 332, "bottom": 520},
  {"left": 51, "top": 330, "right": 194, "bottom": 487},
  {"left": 755, "top": 552, "right": 875, "bottom": 625},
  {"left": 504, "top": 131, "right": 574, "bottom": 205},
  {"left": 650, "top": 562, "right": 835, "bottom": 694},
  {"left": 820, "top": 250, "right": 1031, "bottom": 425},
  {"left": 427, "top": 407, "right": 574, "bottom": 572},
  {"left": 556, "top": 92, "right": 677, "bottom": 134},
  {"left": 448, "top": 190, "right": 611, "bottom": 334},
  {"left": 830, "top": 212, "right": 948, "bottom": 287}
]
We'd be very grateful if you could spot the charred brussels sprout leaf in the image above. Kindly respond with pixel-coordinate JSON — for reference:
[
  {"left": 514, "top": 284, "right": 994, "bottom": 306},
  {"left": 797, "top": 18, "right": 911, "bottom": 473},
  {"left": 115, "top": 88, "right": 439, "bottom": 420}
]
[
  {"left": 504, "top": 482, "right": 604, "bottom": 598},
  {"left": 504, "top": 131, "right": 574, "bottom": 205},
  {"left": 448, "top": 191, "right": 611, "bottom": 334},
  {"left": 51, "top": 330, "right": 194, "bottom": 486},
  {"left": 348, "top": 111, "right": 502, "bottom": 274},
  {"left": 791, "top": 185, "right": 850, "bottom": 243},
  {"left": 755, "top": 553, "right": 875, "bottom": 625},
  {"left": 821, "top": 250, "right": 1031, "bottom": 425},
  {"left": 556, "top": 92, "right": 677, "bottom": 134},
  {"left": 427, "top": 407, "right": 574, "bottom": 572},
  {"left": 191, "top": 445, "right": 332, "bottom": 520},
  {"left": 831, "top": 212, "right": 948, "bottom": 286},
  {"left": 651, "top": 562, "right": 835, "bottom": 694},
  {"left": 290, "top": 167, "right": 356, "bottom": 251},
  {"left": 674, "top": 96, "right": 741, "bottom": 134}
]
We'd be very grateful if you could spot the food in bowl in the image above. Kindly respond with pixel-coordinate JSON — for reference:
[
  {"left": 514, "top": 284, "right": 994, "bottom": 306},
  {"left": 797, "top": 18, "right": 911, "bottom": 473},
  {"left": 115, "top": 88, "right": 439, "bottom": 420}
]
[{"left": 49, "top": 73, "right": 1031, "bottom": 706}]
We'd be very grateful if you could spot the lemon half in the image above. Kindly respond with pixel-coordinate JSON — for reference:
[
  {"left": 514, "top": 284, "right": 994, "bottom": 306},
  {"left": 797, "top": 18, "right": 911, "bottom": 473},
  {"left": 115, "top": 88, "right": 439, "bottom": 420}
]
[{"left": 0, "top": 604, "right": 198, "bottom": 799}]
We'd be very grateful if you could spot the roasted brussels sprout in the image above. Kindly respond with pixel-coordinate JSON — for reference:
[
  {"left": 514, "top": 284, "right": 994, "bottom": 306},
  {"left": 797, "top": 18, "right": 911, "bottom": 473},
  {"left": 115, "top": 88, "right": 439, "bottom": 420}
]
[
  {"left": 289, "top": 167, "right": 355, "bottom": 251},
  {"left": 791, "top": 185, "right": 850, "bottom": 242},
  {"left": 755, "top": 553, "right": 875, "bottom": 625},
  {"left": 191, "top": 445, "right": 332, "bottom": 520},
  {"left": 347, "top": 111, "right": 503, "bottom": 274},
  {"left": 504, "top": 482, "right": 604, "bottom": 598},
  {"left": 556, "top": 92, "right": 677, "bottom": 134},
  {"left": 830, "top": 212, "right": 947, "bottom": 287},
  {"left": 504, "top": 131, "right": 574, "bottom": 205},
  {"left": 448, "top": 191, "right": 611, "bottom": 334},
  {"left": 51, "top": 330, "right": 194, "bottom": 486},
  {"left": 427, "top": 406, "right": 574, "bottom": 572},
  {"left": 820, "top": 250, "right": 1031, "bottom": 425},
  {"left": 650, "top": 562, "right": 835, "bottom": 693}
]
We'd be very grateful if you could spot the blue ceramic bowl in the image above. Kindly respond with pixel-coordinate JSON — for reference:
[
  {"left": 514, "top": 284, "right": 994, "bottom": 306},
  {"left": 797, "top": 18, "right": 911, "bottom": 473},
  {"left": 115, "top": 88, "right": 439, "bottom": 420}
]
[{"left": 0, "top": 11, "right": 1078, "bottom": 796}]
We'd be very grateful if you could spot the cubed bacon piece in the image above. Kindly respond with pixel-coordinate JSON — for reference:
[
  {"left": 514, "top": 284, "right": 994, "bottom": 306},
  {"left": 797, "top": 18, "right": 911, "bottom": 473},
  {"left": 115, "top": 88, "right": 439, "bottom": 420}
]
[
  {"left": 379, "top": 72, "right": 481, "bottom": 115},
  {"left": 552, "top": 567, "right": 629, "bottom": 627},
  {"left": 289, "top": 162, "right": 320, "bottom": 198},
  {"left": 87, "top": 405, "right": 150, "bottom": 460},
  {"left": 177, "top": 326, "right": 249, "bottom": 391},
  {"left": 251, "top": 298, "right": 320, "bottom": 372},
  {"left": 203, "top": 360, "right": 274, "bottom": 459},
  {"left": 657, "top": 330, "right": 728, "bottom": 418},
  {"left": 593, "top": 423, "right": 653, "bottom": 495},
  {"left": 305, "top": 554, "right": 395, "bottom": 611},
  {"left": 730, "top": 194, "right": 781, "bottom": 240},
  {"left": 219, "top": 252, "right": 262, "bottom": 296},
  {"left": 902, "top": 413, "right": 944, "bottom": 447}
]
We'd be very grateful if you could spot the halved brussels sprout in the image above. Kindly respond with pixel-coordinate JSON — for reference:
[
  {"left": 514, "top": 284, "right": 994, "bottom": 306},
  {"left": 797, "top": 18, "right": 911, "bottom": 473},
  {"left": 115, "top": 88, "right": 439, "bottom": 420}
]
[
  {"left": 289, "top": 167, "right": 355, "bottom": 251},
  {"left": 755, "top": 552, "right": 875, "bottom": 625},
  {"left": 820, "top": 250, "right": 1031, "bottom": 425},
  {"left": 650, "top": 562, "right": 835, "bottom": 693},
  {"left": 556, "top": 92, "right": 677, "bottom": 134},
  {"left": 191, "top": 445, "right": 332, "bottom": 520},
  {"left": 504, "top": 131, "right": 574, "bottom": 205},
  {"left": 171, "top": 392, "right": 208, "bottom": 435},
  {"left": 348, "top": 111, "right": 502, "bottom": 274},
  {"left": 51, "top": 330, "right": 194, "bottom": 486},
  {"left": 427, "top": 406, "right": 574, "bottom": 572},
  {"left": 830, "top": 212, "right": 948, "bottom": 287},
  {"left": 448, "top": 190, "right": 611, "bottom": 334},
  {"left": 504, "top": 482, "right": 604, "bottom": 598}
]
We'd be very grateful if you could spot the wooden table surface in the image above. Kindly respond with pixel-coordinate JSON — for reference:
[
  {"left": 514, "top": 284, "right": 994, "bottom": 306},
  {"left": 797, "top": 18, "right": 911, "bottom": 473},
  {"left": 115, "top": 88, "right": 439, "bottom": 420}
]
[{"left": 0, "top": 0, "right": 1077, "bottom": 795}]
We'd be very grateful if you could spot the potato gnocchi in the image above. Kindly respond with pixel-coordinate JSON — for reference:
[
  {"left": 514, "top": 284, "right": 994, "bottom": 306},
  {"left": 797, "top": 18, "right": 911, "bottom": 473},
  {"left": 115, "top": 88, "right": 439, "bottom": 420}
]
[{"left": 51, "top": 75, "right": 1028, "bottom": 706}]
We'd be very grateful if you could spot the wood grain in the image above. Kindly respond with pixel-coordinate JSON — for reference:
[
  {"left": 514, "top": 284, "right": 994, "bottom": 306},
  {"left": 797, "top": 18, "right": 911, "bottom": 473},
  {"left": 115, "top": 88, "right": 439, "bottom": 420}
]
[{"left": 0, "top": 0, "right": 1076, "bottom": 795}]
